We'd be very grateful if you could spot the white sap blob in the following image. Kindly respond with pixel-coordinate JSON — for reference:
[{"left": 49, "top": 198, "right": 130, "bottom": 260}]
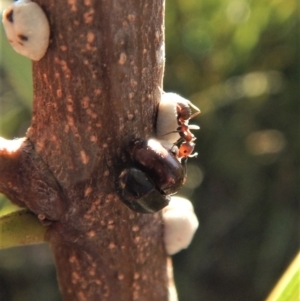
[
  {"left": 163, "top": 196, "right": 199, "bottom": 255},
  {"left": 2, "top": 0, "right": 50, "bottom": 61},
  {"left": 156, "top": 93, "right": 188, "bottom": 143}
]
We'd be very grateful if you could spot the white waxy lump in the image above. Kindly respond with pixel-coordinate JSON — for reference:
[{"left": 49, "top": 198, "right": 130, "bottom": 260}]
[
  {"left": 2, "top": 0, "right": 50, "bottom": 61},
  {"left": 163, "top": 196, "right": 199, "bottom": 255}
]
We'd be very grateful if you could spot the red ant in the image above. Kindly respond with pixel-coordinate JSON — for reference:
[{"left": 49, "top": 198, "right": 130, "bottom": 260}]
[
  {"left": 172, "top": 101, "right": 200, "bottom": 159},
  {"left": 176, "top": 100, "right": 201, "bottom": 125},
  {"left": 174, "top": 123, "right": 199, "bottom": 159}
]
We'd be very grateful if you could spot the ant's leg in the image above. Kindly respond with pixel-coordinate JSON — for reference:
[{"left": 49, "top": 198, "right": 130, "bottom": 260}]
[
  {"left": 188, "top": 101, "right": 201, "bottom": 120},
  {"left": 181, "top": 157, "right": 188, "bottom": 184}
]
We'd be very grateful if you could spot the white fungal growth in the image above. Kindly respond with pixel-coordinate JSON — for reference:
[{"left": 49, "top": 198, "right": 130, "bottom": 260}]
[
  {"left": 157, "top": 139, "right": 179, "bottom": 157},
  {"left": 156, "top": 92, "right": 182, "bottom": 143},
  {"left": 162, "top": 196, "right": 199, "bottom": 255},
  {"left": 2, "top": 0, "right": 50, "bottom": 61}
]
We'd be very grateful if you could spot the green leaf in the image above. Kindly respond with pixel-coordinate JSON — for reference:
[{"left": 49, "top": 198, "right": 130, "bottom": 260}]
[
  {"left": 0, "top": 26, "right": 33, "bottom": 109},
  {"left": 266, "top": 252, "right": 300, "bottom": 301},
  {"left": 0, "top": 210, "right": 47, "bottom": 249}
]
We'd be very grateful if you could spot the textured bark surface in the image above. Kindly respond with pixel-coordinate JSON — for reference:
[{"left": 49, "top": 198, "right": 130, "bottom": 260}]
[{"left": 0, "top": 0, "right": 171, "bottom": 300}]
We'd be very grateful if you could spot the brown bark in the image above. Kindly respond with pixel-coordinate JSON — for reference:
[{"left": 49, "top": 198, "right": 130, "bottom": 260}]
[{"left": 0, "top": 0, "right": 172, "bottom": 300}]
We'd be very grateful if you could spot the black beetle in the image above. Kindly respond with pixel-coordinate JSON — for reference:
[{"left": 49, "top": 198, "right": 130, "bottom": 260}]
[
  {"left": 118, "top": 138, "right": 186, "bottom": 213},
  {"left": 119, "top": 167, "right": 170, "bottom": 214},
  {"left": 130, "top": 138, "right": 186, "bottom": 195}
]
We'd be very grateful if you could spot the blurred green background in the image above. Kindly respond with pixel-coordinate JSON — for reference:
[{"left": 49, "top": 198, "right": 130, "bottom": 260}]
[{"left": 0, "top": 0, "right": 299, "bottom": 300}]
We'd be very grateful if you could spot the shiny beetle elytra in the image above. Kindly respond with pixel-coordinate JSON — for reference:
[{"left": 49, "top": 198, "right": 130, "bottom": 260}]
[
  {"left": 130, "top": 138, "right": 186, "bottom": 195},
  {"left": 118, "top": 138, "right": 186, "bottom": 213},
  {"left": 119, "top": 167, "right": 170, "bottom": 213}
]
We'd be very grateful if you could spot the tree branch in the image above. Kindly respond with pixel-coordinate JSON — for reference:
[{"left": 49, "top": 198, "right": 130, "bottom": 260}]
[
  {"left": 1, "top": 0, "right": 171, "bottom": 300},
  {"left": 0, "top": 137, "right": 26, "bottom": 207},
  {"left": 0, "top": 137, "right": 66, "bottom": 220}
]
